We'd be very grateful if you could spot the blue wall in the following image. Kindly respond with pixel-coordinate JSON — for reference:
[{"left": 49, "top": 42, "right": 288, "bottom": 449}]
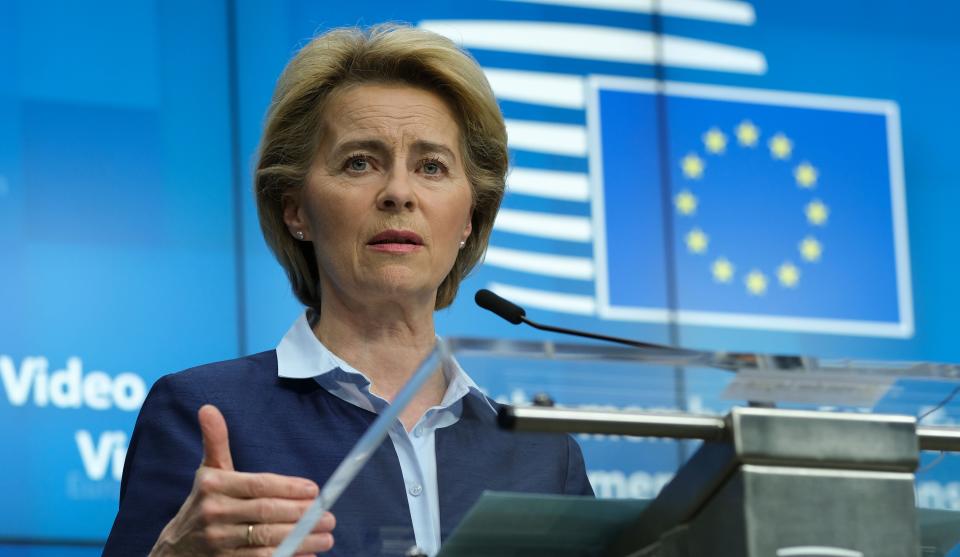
[{"left": 1, "top": 0, "right": 958, "bottom": 551}]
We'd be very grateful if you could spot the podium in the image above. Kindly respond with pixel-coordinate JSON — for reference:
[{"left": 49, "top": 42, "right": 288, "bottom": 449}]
[{"left": 442, "top": 338, "right": 960, "bottom": 557}]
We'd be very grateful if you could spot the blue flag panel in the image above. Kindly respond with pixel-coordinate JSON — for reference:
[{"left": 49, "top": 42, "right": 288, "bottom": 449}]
[
  {"left": 588, "top": 87, "right": 669, "bottom": 318},
  {"left": 591, "top": 78, "right": 911, "bottom": 337}
]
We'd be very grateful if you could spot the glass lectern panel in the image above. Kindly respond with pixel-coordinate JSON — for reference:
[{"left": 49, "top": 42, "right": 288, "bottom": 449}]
[{"left": 447, "top": 336, "right": 960, "bottom": 545}]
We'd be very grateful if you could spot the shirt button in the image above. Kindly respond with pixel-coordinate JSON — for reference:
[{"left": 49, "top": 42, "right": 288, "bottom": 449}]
[
  {"left": 414, "top": 426, "right": 424, "bottom": 437},
  {"left": 408, "top": 483, "right": 423, "bottom": 497}
]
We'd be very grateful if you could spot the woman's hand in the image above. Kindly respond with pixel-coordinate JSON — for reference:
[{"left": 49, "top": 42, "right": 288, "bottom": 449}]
[{"left": 149, "top": 405, "right": 335, "bottom": 556}]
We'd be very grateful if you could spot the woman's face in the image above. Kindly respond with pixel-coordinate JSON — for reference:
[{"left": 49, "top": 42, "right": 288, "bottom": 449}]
[{"left": 286, "top": 83, "right": 473, "bottom": 309}]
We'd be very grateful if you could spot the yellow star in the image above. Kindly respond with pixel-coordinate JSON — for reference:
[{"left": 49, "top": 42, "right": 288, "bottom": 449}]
[
  {"left": 674, "top": 189, "right": 698, "bottom": 216},
  {"left": 768, "top": 132, "right": 793, "bottom": 160},
  {"left": 702, "top": 127, "right": 727, "bottom": 154},
  {"left": 735, "top": 120, "right": 760, "bottom": 147},
  {"left": 777, "top": 262, "right": 801, "bottom": 288},
  {"left": 794, "top": 162, "right": 818, "bottom": 188},
  {"left": 711, "top": 257, "right": 734, "bottom": 283},
  {"left": 805, "top": 199, "right": 829, "bottom": 226},
  {"left": 799, "top": 236, "right": 823, "bottom": 262},
  {"left": 681, "top": 153, "right": 705, "bottom": 179},
  {"left": 745, "top": 269, "right": 768, "bottom": 296},
  {"left": 685, "top": 228, "right": 709, "bottom": 254}
]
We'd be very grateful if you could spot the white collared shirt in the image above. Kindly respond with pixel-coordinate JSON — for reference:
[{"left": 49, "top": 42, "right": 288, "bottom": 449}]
[{"left": 276, "top": 313, "right": 495, "bottom": 556}]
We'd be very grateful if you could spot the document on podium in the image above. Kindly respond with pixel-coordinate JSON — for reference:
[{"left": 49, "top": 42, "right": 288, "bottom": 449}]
[
  {"left": 438, "top": 494, "right": 960, "bottom": 556},
  {"left": 437, "top": 491, "right": 649, "bottom": 557},
  {"left": 919, "top": 508, "right": 960, "bottom": 556}
]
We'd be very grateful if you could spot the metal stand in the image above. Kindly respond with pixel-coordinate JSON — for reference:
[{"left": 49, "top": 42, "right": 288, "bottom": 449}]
[{"left": 499, "top": 405, "right": 960, "bottom": 557}]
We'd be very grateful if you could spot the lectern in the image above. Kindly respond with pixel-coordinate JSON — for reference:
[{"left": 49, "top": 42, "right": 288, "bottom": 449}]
[{"left": 447, "top": 338, "right": 960, "bottom": 557}]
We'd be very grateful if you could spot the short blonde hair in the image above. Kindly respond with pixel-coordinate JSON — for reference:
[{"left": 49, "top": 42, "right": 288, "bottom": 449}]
[{"left": 255, "top": 24, "right": 508, "bottom": 311}]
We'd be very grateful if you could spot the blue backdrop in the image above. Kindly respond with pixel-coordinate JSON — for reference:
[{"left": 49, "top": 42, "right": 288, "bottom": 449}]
[{"left": 1, "top": 0, "right": 959, "bottom": 553}]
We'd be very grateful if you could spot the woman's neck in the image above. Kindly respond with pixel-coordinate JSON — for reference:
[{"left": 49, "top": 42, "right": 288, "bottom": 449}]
[{"left": 309, "top": 292, "right": 447, "bottom": 417}]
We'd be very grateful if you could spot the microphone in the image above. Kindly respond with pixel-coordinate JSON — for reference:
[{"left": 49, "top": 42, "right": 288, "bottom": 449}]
[
  {"left": 474, "top": 288, "right": 525, "bottom": 324},
  {"left": 474, "top": 289, "right": 691, "bottom": 353}
]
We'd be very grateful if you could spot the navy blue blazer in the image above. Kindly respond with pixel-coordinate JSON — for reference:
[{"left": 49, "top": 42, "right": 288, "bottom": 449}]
[{"left": 103, "top": 350, "right": 594, "bottom": 556}]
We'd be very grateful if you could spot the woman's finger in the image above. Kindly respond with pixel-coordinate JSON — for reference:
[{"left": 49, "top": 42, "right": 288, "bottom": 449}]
[
  {"left": 195, "top": 467, "right": 318, "bottom": 500},
  {"left": 200, "top": 511, "right": 335, "bottom": 549},
  {"left": 201, "top": 496, "right": 314, "bottom": 525},
  {"left": 198, "top": 405, "right": 234, "bottom": 471},
  {"left": 244, "top": 523, "right": 335, "bottom": 551},
  {"left": 227, "top": 550, "right": 322, "bottom": 557},
  {"left": 313, "top": 511, "right": 336, "bottom": 533}
]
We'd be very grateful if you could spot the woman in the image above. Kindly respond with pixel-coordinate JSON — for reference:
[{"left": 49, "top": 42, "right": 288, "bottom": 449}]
[{"left": 103, "top": 24, "right": 593, "bottom": 557}]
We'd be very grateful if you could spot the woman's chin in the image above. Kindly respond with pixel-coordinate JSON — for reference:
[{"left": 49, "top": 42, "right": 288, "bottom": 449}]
[{"left": 360, "top": 269, "right": 438, "bottom": 304}]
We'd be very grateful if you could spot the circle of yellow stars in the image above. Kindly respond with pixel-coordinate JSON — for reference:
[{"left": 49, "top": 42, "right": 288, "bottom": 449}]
[{"left": 674, "top": 120, "right": 830, "bottom": 296}]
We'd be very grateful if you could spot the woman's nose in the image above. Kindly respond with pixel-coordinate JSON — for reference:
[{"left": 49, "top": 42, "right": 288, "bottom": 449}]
[{"left": 376, "top": 170, "right": 417, "bottom": 211}]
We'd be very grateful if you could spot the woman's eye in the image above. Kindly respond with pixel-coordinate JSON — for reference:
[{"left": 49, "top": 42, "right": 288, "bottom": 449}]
[
  {"left": 421, "top": 159, "right": 446, "bottom": 176},
  {"left": 345, "top": 155, "right": 370, "bottom": 172}
]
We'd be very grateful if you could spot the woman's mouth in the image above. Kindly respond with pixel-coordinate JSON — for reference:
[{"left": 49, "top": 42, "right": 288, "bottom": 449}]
[{"left": 367, "top": 229, "right": 424, "bottom": 253}]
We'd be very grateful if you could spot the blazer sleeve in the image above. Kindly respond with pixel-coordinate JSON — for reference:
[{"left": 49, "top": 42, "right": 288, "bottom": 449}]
[
  {"left": 564, "top": 434, "right": 595, "bottom": 496},
  {"left": 101, "top": 373, "right": 206, "bottom": 556}
]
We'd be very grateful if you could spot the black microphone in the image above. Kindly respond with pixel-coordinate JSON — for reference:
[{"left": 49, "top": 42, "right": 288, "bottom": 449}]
[
  {"left": 474, "top": 289, "right": 692, "bottom": 353},
  {"left": 474, "top": 288, "right": 525, "bottom": 324}
]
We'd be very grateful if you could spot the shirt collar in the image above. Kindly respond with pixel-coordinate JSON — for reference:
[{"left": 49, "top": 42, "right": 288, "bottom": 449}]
[{"left": 276, "top": 312, "right": 495, "bottom": 415}]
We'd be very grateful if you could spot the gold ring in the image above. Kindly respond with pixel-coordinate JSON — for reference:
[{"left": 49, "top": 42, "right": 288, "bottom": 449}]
[{"left": 246, "top": 523, "right": 254, "bottom": 546}]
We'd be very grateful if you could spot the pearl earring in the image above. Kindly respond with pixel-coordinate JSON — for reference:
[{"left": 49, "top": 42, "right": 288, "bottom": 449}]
[
  {"left": 459, "top": 240, "right": 466, "bottom": 249},
  {"left": 296, "top": 231, "right": 305, "bottom": 240}
]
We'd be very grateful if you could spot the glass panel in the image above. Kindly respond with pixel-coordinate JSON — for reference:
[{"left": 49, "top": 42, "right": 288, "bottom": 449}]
[{"left": 450, "top": 337, "right": 960, "bottom": 485}]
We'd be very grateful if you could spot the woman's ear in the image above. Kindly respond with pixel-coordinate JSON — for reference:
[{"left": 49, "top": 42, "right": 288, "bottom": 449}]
[
  {"left": 282, "top": 193, "right": 309, "bottom": 241},
  {"left": 460, "top": 218, "right": 473, "bottom": 244}
]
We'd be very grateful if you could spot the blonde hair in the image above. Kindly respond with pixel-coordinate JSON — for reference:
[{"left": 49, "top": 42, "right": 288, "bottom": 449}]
[{"left": 255, "top": 24, "right": 508, "bottom": 311}]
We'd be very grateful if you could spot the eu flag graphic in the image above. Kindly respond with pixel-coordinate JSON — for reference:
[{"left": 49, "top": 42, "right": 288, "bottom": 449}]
[{"left": 590, "top": 78, "right": 912, "bottom": 337}]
